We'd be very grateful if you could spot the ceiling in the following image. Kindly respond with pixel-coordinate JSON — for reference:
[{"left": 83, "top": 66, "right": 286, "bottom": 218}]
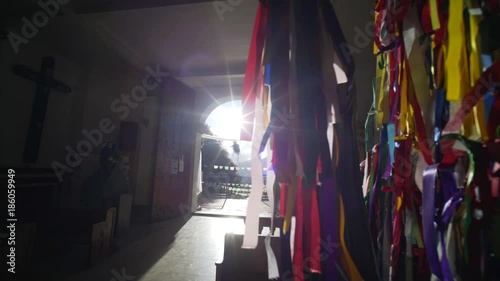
[{"left": 1, "top": 0, "right": 257, "bottom": 88}]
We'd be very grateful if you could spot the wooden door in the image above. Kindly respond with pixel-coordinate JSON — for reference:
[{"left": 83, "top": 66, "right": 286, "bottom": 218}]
[{"left": 151, "top": 78, "right": 196, "bottom": 221}]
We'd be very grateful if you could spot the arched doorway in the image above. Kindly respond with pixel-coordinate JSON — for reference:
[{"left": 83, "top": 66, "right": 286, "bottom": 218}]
[
  {"left": 195, "top": 100, "right": 268, "bottom": 215},
  {"left": 205, "top": 100, "right": 243, "bottom": 139}
]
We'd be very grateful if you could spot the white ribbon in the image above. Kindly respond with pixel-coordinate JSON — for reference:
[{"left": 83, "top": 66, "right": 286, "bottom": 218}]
[
  {"left": 414, "top": 150, "right": 427, "bottom": 192},
  {"left": 402, "top": 4, "right": 434, "bottom": 139},
  {"left": 242, "top": 94, "right": 265, "bottom": 249},
  {"left": 445, "top": 217, "right": 458, "bottom": 280},
  {"left": 264, "top": 104, "right": 279, "bottom": 279},
  {"left": 242, "top": 94, "right": 279, "bottom": 279},
  {"left": 404, "top": 209, "right": 414, "bottom": 281}
]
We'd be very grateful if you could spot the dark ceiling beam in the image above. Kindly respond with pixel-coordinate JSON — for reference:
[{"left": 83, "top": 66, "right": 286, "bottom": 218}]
[
  {"left": 72, "top": 0, "right": 225, "bottom": 14},
  {"left": 0, "top": 0, "right": 225, "bottom": 21},
  {"left": 0, "top": 9, "right": 47, "bottom": 23},
  {"left": 1, "top": 0, "right": 61, "bottom": 22}
]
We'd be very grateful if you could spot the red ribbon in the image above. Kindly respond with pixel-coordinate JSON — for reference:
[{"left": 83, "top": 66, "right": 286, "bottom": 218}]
[
  {"left": 441, "top": 61, "right": 500, "bottom": 165},
  {"left": 420, "top": 0, "right": 448, "bottom": 45},
  {"left": 301, "top": 184, "right": 322, "bottom": 274},
  {"left": 406, "top": 60, "right": 434, "bottom": 165},
  {"left": 241, "top": 2, "right": 268, "bottom": 141},
  {"left": 293, "top": 178, "right": 305, "bottom": 281},
  {"left": 487, "top": 91, "right": 500, "bottom": 141}
]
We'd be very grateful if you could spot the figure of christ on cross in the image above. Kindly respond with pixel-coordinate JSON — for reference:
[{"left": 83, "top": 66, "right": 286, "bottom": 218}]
[{"left": 12, "top": 56, "right": 71, "bottom": 163}]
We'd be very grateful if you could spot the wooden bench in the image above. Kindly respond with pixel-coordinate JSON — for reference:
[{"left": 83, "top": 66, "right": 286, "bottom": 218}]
[
  {"left": 215, "top": 233, "right": 281, "bottom": 281},
  {"left": 20, "top": 206, "right": 116, "bottom": 268},
  {"left": 4, "top": 167, "right": 65, "bottom": 208},
  {"left": 1, "top": 168, "right": 61, "bottom": 270},
  {"left": 2, "top": 168, "right": 117, "bottom": 268}
]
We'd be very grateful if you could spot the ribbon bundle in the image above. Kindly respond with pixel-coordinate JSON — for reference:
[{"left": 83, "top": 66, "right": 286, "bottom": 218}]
[
  {"left": 242, "top": 0, "right": 500, "bottom": 280},
  {"left": 241, "top": 0, "right": 378, "bottom": 280},
  {"left": 365, "top": 0, "right": 500, "bottom": 280}
]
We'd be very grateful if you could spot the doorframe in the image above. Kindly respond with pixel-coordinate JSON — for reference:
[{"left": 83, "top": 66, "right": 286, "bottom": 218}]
[{"left": 190, "top": 132, "right": 203, "bottom": 213}]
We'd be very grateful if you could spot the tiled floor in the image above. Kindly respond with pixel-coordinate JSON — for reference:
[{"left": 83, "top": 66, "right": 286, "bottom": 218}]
[{"left": 64, "top": 216, "right": 246, "bottom": 281}]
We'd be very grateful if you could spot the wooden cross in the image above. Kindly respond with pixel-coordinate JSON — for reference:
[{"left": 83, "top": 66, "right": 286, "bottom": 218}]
[{"left": 12, "top": 56, "right": 72, "bottom": 163}]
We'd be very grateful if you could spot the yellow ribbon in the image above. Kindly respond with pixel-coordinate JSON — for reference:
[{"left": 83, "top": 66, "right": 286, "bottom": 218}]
[
  {"left": 400, "top": 59, "right": 409, "bottom": 135},
  {"left": 263, "top": 84, "right": 270, "bottom": 128},
  {"left": 339, "top": 194, "right": 363, "bottom": 280},
  {"left": 446, "top": 0, "right": 476, "bottom": 137},
  {"left": 333, "top": 125, "right": 340, "bottom": 167},
  {"left": 375, "top": 54, "right": 389, "bottom": 128},
  {"left": 283, "top": 177, "right": 298, "bottom": 234},
  {"left": 446, "top": 0, "right": 469, "bottom": 102},
  {"left": 373, "top": 10, "right": 380, "bottom": 54},
  {"left": 430, "top": 0, "right": 441, "bottom": 30},
  {"left": 466, "top": 0, "right": 488, "bottom": 141},
  {"left": 401, "top": 58, "right": 416, "bottom": 137}
]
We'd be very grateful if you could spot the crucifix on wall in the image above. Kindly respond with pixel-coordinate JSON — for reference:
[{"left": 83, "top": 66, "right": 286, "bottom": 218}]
[{"left": 12, "top": 56, "right": 72, "bottom": 163}]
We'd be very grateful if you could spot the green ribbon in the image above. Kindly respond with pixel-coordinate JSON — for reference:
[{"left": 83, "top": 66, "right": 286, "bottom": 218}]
[
  {"left": 365, "top": 75, "right": 377, "bottom": 154},
  {"left": 365, "top": 148, "right": 377, "bottom": 208},
  {"left": 439, "top": 134, "right": 476, "bottom": 264},
  {"left": 378, "top": 54, "right": 385, "bottom": 70},
  {"left": 365, "top": 110, "right": 376, "bottom": 154}
]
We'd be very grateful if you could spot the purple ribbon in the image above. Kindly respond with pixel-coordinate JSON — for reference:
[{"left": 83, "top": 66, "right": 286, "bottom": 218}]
[
  {"left": 438, "top": 169, "right": 462, "bottom": 281},
  {"left": 318, "top": 177, "right": 341, "bottom": 280},
  {"left": 439, "top": 168, "right": 457, "bottom": 203},
  {"left": 423, "top": 164, "right": 444, "bottom": 280},
  {"left": 437, "top": 192, "right": 462, "bottom": 281},
  {"left": 424, "top": 166, "right": 463, "bottom": 281}
]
